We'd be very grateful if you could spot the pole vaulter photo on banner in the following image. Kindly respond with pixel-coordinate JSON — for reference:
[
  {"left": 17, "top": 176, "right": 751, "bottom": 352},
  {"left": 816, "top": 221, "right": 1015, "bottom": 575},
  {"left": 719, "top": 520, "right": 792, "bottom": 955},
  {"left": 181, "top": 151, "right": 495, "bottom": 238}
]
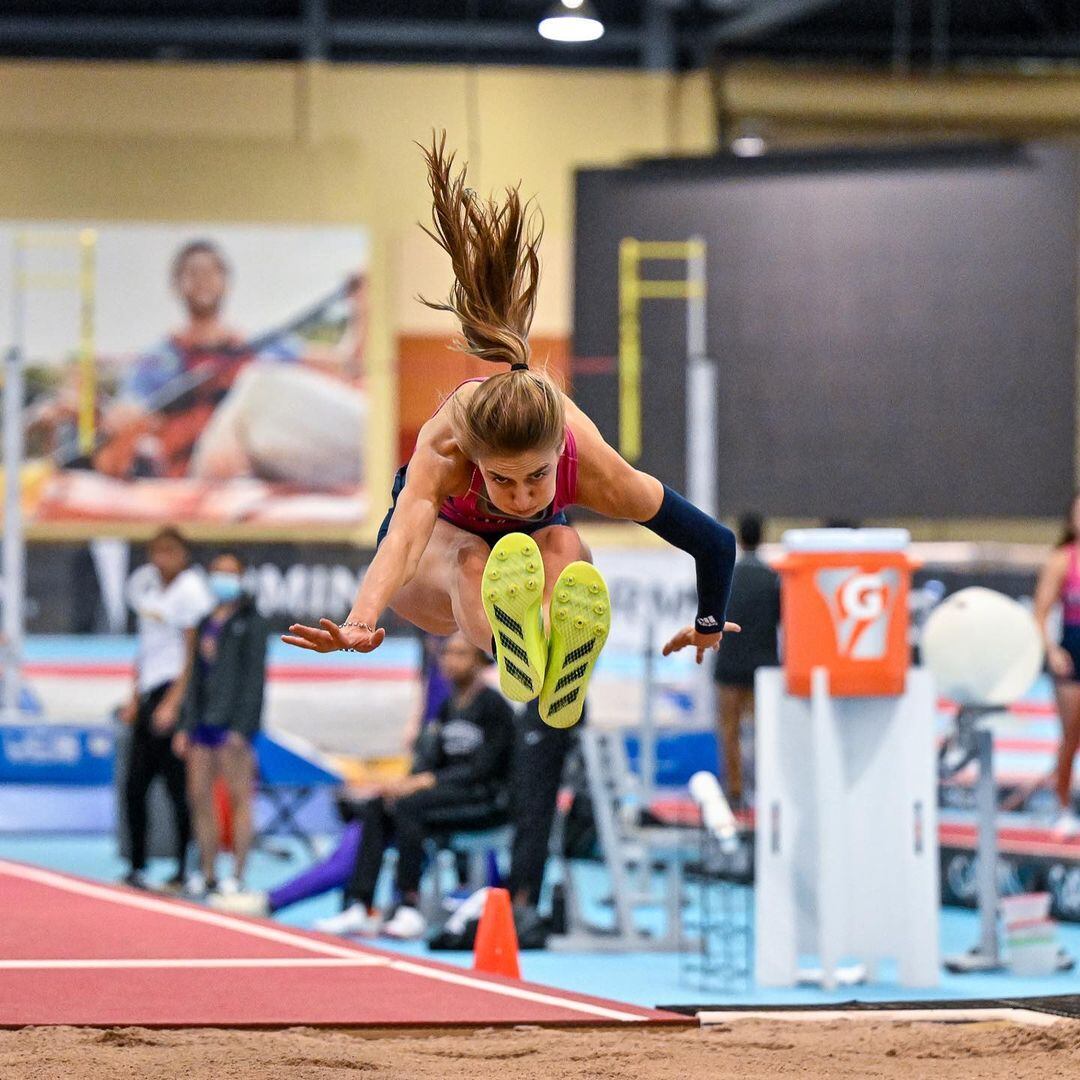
[{"left": 0, "top": 222, "right": 376, "bottom": 538}]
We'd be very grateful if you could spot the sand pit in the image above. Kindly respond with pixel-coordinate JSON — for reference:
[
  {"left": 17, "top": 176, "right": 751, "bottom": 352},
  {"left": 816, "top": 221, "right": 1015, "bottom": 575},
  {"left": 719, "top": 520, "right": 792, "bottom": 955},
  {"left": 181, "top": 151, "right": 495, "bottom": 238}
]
[{"left": 2, "top": 1017, "right": 1079, "bottom": 1079}]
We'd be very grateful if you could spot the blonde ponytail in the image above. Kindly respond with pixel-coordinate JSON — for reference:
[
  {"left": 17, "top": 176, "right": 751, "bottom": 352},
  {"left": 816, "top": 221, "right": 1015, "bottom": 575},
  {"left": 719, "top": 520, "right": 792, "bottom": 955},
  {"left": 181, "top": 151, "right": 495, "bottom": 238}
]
[
  {"left": 419, "top": 133, "right": 564, "bottom": 461},
  {"left": 419, "top": 131, "right": 542, "bottom": 369}
]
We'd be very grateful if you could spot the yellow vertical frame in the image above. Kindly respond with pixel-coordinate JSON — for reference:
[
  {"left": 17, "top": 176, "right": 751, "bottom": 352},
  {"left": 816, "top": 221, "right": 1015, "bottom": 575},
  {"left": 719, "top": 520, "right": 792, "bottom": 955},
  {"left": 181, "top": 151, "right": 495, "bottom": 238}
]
[
  {"left": 13, "top": 229, "right": 98, "bottom": 456},
  {"left": 618, "top": 238, "right": 642, "bottom": 463},
  {"left": 78, "top": 229, "right": 98, "bottom": 456},
  {"left": 616, "top": 238, "right": 705, "bottom": 464}
]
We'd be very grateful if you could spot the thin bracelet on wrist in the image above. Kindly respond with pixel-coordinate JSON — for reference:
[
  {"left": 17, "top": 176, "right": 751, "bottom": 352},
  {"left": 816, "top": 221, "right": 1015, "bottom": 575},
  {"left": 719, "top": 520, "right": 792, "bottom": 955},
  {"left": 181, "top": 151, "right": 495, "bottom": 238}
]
[{"left": 338, "top": 620, "right": 375, "bottom": 653}]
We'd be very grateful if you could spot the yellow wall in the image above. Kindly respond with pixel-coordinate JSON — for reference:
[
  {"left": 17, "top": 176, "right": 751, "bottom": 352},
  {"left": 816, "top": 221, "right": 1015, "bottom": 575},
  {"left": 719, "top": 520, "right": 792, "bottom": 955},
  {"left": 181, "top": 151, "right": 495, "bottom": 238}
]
[
  {"left": 2, "top": 59, "right": 1078, "bottom": 541},
  {"left": 719, "top": 62, "right": 1080, "bottom": 136},
  {"left": 5, "top": 57, "right": 1076, "bottom": 349},
  {"left": 0, "top": 60, "right": 716, "bottom": 343},
  {"left": 0, "top": 59, "right": 716, "bottom": 536}
]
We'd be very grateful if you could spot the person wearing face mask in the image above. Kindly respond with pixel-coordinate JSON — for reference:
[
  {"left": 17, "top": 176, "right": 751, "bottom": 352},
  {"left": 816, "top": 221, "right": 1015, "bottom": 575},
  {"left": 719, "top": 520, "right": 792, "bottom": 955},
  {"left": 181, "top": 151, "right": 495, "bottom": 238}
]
[{"left": 173, "top": 551, "right": 268, "bottom": 895}]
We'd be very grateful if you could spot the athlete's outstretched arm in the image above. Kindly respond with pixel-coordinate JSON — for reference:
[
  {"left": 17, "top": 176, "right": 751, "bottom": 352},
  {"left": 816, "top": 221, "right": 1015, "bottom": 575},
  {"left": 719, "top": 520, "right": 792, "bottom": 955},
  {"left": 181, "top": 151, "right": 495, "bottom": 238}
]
[
  {"left": 569, "top": 400, "right": 739, "bottom": 664},
  {"left": 282, "top": 446, "right": 450, "bottom": 654}
]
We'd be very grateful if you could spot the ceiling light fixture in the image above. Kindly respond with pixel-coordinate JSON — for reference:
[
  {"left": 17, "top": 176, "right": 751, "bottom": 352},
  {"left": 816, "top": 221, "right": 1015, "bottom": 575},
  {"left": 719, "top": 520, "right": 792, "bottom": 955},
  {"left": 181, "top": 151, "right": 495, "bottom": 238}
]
[{"left": 538, "top": 0, "right": 605, "bottom": 43}]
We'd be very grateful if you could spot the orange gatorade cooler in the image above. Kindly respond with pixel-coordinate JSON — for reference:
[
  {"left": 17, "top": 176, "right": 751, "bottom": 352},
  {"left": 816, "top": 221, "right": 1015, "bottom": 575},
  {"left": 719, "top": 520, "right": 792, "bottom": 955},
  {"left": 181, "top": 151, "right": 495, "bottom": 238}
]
[{"left": 777, "top": 529, "right": 916, "bottom": 698}]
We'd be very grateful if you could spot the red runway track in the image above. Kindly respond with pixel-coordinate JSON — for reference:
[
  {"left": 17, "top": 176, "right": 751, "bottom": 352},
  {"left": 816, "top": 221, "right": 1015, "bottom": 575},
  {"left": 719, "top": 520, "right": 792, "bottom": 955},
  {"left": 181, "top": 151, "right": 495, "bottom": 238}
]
[
  {"left": 0, "top": 861, "right": 686, "bottom": 1029},
  {"left": 648, "top": 799, "right": 1080, "bottom": 860},
  {"left": 24, "top": 661, "right": 413, "bottom": 683}
]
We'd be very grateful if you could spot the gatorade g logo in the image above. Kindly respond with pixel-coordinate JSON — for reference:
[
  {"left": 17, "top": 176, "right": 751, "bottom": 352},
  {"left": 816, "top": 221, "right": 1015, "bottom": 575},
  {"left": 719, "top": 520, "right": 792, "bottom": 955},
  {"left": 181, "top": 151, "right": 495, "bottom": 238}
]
[{"left": 815, "top": 568, "right": 899, "bottom": 660}]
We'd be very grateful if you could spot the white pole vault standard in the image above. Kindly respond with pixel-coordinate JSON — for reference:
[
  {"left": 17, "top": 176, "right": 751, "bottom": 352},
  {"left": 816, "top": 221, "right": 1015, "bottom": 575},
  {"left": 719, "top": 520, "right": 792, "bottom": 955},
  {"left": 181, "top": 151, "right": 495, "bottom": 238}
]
[
  {"left": 2, "top": 241, "right": 27, "bottom": 723},
  {"left": 616, "top": 237, "right": 719, "bottom": 734},
  {"left": 683, "top": 236, "right": 717, "bottom": 731},
  {"left": 684, "top": 237, "right": 713, "bottom": 519},
  {"left": 2, "top": 229, "right": 98, "bottom": 719}
]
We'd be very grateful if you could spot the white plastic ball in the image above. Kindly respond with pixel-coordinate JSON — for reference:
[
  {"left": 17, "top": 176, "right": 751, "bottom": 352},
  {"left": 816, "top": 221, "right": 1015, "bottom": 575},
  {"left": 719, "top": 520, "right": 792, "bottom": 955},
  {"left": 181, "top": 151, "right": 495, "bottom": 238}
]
[{"left": 921, "top": 586, "right": 1044, "bottom": 706}]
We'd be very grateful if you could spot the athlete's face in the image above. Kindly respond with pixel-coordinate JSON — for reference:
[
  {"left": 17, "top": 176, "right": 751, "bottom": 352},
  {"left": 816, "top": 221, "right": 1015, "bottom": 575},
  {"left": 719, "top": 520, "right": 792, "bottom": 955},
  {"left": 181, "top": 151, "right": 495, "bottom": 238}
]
[
  {"left": 174, "top": 251, "right": 228, "bottom": 319},
  {"left": 438, "top": 633, "right": 487, "bottom": 688},
  {"left": 476, "top": 445, "right": 561, "bottom": 519}
]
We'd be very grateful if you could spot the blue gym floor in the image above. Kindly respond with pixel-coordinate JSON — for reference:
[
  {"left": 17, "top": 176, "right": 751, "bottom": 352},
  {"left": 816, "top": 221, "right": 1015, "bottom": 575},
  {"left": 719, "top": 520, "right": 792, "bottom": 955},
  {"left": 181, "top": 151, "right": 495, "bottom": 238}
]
[
  {"left": 2, "top": 832, "right": 1078, "bottom": 1009},
  {"left": 7, "top": 640, "right": 1079, "bottom": 1006}
]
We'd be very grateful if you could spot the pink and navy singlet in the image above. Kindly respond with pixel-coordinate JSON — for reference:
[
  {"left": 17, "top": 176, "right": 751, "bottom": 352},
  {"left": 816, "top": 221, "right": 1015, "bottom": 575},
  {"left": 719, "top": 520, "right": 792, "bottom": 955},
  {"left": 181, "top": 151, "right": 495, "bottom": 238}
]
[
  {"left": 376, "top": 377, "right": 578, "bottom": 546},
  {"left": 1062, "top": 545, "right": 1080, "bottom": 628}
]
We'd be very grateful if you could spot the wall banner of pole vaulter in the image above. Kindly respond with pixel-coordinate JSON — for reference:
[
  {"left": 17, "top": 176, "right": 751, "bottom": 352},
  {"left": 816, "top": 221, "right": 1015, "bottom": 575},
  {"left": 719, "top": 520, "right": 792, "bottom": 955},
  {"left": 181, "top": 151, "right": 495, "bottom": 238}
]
[
  {"left": 0, "top": 221, "right": 388, "bottom": 544},
  {"left": 617, "top": 238, "right": 706, "bottom": 466}
]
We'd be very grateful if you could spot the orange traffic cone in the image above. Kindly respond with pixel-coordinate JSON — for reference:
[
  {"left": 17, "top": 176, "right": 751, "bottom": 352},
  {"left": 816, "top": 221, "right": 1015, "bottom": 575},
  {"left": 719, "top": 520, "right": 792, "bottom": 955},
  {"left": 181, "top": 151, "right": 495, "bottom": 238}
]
[
  {"left": 213, "top": 777, "right": 234, "bottom": 852},
  {"left": 472, "top": 887, "right": 521, "bottom": 979}
]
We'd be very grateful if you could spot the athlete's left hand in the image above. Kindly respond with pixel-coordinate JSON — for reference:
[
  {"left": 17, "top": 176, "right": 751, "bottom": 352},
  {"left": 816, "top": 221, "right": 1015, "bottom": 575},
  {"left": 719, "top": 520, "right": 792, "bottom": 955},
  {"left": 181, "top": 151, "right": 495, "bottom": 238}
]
[
  {"left": 282, "top": 618, "right": 386, "bottom": 654},
  {"left": 662, "top": 622, "right": 741, "bottom": 665}
]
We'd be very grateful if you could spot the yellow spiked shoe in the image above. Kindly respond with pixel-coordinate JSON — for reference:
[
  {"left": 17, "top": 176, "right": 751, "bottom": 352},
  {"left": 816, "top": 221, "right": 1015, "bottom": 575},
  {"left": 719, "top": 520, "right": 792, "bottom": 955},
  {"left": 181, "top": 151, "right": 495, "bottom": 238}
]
[
  {"left": 481, "top": 533, "right": 548, "bottom": 703},
  {"left": 539, "top": 561, "right": 610, "bottom": 729}
]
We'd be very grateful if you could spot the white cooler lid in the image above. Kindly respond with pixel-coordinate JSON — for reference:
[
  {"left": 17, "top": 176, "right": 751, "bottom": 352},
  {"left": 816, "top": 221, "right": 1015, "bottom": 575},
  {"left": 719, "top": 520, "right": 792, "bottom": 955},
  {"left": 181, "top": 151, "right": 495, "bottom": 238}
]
[{"left": 782, "top": 527, "right": 910, "bottom": 553}]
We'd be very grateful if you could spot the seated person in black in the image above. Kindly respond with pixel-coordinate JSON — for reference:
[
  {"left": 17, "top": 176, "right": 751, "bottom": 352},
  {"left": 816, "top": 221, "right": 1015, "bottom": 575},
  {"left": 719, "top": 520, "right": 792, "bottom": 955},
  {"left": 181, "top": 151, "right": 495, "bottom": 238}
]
[{"left": 317, "top": 632, "right": 514, "bottom": 940}]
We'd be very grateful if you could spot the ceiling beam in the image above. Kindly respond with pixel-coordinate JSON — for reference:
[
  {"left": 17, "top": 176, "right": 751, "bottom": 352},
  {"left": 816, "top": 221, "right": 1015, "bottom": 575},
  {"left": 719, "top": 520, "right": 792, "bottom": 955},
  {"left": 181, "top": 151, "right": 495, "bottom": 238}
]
[
  {"left": 328, "top": 18, "right": 641, "bottom": 53},
  {"left": 0, "top": 17, "right": 298, "bottom": 48},
  {"left": 708, "top": 0, "right": 846, "bottom": 45},
  {"left": 302, "top": 0, "right": 328, "bottom": 62},
  {"left": 726, "top": 30, "right": 1080, "bottom": 59},
  {"left": 0, "top": 16, "right": 643, "bottom": 56},
  {"left": 641, "top": 0, "right": 677, "bottom": 71}
]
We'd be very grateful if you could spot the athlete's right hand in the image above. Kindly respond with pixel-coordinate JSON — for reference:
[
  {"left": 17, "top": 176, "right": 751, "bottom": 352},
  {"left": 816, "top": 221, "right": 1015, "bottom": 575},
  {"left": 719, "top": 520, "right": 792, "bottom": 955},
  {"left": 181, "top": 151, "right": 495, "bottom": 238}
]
[
  {"left": 1049, "top": 645, "right": 1074, "bottom": 679},
  {"left": 281, "top": 618, "right": 386, "bottom": 654}
]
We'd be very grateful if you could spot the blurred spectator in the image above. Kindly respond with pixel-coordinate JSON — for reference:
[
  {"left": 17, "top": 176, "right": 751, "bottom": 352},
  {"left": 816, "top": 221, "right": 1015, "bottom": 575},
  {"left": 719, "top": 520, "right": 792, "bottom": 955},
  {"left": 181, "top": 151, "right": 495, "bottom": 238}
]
[
  {"left": 507, "top": 697, "right": 582, "bottom": 934},
  {"left": 122, "top": 527, "right": 213, "bottom": 890},
  {"left": 314, "top": 633, "right": 513, "bottom": 941},
  {"left": 1034, "top": 492, "right": 1080, "bottom": 837},
  {"left": 713, "top": 513, "right": 780, "bottom": 808},
  {"left": 173, "top": 551, "right": 268, "bottom": 895},
  {"left": 399, "top": 632, "right": 452, "bottom": 753}
]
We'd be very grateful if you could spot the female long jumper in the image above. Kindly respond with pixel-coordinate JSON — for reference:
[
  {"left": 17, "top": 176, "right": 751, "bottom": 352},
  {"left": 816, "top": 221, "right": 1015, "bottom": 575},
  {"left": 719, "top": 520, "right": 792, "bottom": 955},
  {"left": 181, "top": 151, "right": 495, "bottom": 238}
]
[{"left": 285, "top": 135, "right": 739, "bottom": 728}]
